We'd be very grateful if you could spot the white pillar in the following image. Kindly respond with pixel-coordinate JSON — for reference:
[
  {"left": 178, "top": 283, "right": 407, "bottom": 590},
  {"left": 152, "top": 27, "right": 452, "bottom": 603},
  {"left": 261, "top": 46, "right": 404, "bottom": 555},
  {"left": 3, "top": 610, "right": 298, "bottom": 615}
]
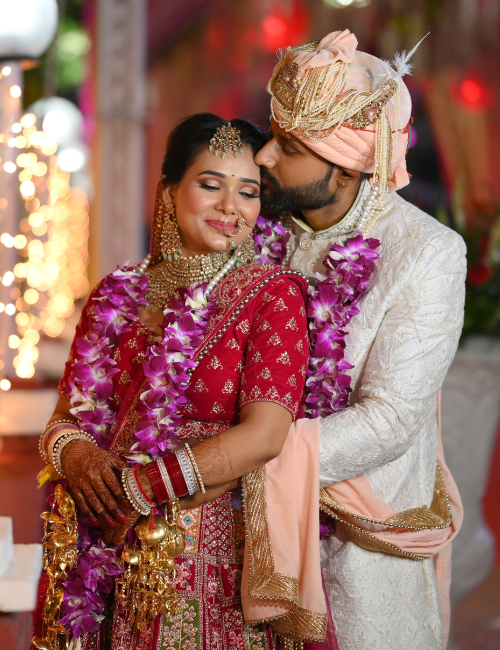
[
  {"left": 0, "top": 62, "right": 22, "bottom": 381},
  {"left": 92, "top": 0, "right": 147, "bottom": 282}
]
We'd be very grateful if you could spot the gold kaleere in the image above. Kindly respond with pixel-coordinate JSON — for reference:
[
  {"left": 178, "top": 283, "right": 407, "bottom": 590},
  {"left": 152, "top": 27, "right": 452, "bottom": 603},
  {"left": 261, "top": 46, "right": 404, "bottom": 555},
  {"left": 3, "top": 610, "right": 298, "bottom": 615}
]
[
  {"left": 33, "top": 485, "right": 78, "bottom": 650},
  {"left": 115, "top": 499, "right": 187, "bottom": 630}
]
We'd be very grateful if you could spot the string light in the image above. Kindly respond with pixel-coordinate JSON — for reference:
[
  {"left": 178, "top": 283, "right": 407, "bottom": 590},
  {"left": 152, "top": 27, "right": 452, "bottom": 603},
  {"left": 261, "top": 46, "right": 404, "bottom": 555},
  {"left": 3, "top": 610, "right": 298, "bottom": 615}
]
[{"left": 0, "top": 109, "right": 90, "bottom": 384}]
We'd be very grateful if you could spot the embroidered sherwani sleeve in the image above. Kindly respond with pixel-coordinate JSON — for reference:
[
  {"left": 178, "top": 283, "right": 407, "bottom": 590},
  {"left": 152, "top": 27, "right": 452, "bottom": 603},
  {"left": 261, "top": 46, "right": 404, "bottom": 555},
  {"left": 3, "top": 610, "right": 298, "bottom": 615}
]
[{"left": 318, "top": 232, "right": 467, "bottom": 486}]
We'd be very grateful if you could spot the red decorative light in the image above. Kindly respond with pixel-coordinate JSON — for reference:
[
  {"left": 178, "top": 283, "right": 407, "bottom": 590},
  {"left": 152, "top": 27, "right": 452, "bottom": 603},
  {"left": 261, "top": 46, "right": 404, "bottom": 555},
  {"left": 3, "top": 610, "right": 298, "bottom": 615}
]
[
  {"left": 453, "top": 75, "right": 495, "bottom": 113},
  {"left": 261, "top": 1, "right": 310, "bottom": 53}
]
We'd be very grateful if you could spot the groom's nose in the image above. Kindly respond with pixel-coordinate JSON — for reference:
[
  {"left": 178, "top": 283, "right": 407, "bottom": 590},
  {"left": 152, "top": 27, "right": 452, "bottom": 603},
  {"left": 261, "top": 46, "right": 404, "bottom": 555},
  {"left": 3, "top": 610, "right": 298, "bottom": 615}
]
[{"left": 255, "top": 139, "right": 277, "bottom": 168}]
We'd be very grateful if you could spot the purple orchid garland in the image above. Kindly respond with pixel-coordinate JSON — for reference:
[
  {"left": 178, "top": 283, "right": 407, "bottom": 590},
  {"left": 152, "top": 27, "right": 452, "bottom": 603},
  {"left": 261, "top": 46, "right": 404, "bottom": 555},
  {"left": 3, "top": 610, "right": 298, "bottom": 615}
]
[
  {"left": 253, "top": 214, "right": 290, "bottom": 265},
  {"left": 306, "top": 233, "right": 380, "bottom": 418},
  {"left": 62, "top": 277, "right": 215, "bottom": 640}
]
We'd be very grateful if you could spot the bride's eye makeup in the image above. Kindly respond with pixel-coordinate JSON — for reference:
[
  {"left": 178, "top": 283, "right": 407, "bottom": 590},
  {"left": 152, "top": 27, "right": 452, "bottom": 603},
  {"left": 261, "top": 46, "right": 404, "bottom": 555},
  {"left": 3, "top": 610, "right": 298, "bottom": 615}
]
[{"left": 199, "top": 182, "right": 220, "bottom": 191}]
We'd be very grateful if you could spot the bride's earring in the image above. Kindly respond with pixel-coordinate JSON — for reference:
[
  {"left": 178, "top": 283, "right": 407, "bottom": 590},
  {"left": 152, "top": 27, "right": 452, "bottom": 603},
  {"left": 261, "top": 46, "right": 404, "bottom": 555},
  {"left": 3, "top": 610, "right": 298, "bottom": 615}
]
[{"left": 160, "top": 202, "right": 183, "bottom": 261}]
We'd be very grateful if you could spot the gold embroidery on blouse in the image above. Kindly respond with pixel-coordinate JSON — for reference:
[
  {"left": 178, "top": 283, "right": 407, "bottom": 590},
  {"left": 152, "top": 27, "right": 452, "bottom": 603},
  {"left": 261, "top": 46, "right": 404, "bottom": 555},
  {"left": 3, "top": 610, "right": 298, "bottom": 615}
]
[
  {"left": 286, "top": 317, "right": 298, "bottom": 331},
  {"left": 258, "top": 367, "right": 273, "bottom": 381},
  {"left": 249, "top": 386, "right": 262, "bottom": 399},
  {"left": 236, "top": 360, "right": 244, "bottom": 373},
  {"left": 126, "top": 338, "right": 138, "bottom": 349},
  {"left": 211, "top": 402, "right": 225, "bottom": 414},
  {"left": 258, "top": 320, "right": 271, "bottom": 332},
  {"left": 119, "top": 371, "right": 132, "bottom": 385},
  {"left": 299, "top": 305, "right": 306, "bottom": 316},
  {"left": 287, "top": 375, "right": 297, "bottom": 388},
  {"left": 262, "top": 292, "right": 276, "bottom": 303},
  {"left": 268, "top": 333, "right": 283, "bottom": 346},
  {"left": 283, "top": 392, "right": 293, "bottom": 405},
  {"left": 287, "top": 285, "right": 298, "bottom": 296},
  {"left": 226, "top": 338, "right": 240, "bottom": 350},
  {"left": 236, "top": 319, "right": 251, "bottom": 335},
  {"left": 222, "top": 380, "right": 235, "bottom": 394},
  {"left": 113, "top": 349, "right": 121, "bottom": 360},
  {"left": 194, "top": 379, "right": 209, "bottom": 392},
  {"left": 277, "top": 351, "right": 291, "bottom": 365},
  {"left": 207, "top": 355, "right": 223, "bottom": 370},
  {"left": 251, "top": 352, "right": 263, "bottom": 363},
  {"left": 265, "top": 386, "right": 280, "bottom": 400},
  {"left": 132, "top": 352, "right": 147, "bottom": 364},
  {"left": 300, "top": 364, "right": 307, "bottom": 376},
  {"left": 274, "top": 297, "right": 288, "bottom": 311}
]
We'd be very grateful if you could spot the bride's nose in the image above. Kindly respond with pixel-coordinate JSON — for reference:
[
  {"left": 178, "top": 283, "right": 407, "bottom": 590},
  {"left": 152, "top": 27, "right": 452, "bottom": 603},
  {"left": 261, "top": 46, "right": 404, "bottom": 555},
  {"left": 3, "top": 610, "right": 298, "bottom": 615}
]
[{"left": 215, "top": 189, "right": 238, "bottom": 216}]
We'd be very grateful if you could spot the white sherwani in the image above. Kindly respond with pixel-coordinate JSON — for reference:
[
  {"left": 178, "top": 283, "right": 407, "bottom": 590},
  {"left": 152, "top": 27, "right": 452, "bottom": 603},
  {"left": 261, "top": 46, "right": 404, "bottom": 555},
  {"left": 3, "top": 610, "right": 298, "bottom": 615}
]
[{"left": 287, "top": 192, "right": 466, "bottom": 650}]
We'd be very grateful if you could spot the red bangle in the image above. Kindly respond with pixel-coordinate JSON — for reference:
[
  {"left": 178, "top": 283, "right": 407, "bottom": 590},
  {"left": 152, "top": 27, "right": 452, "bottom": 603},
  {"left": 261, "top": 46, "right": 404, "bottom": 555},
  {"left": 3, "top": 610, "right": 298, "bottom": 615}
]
[
  {"left": 146, "top": 462, "right": 169, "bottom": 504},
  {"left": 164, "top": 454, "right": 188, "bottom": 498},
  {"left": 133, "top": 465, "right": 156, "bottom": 505}
]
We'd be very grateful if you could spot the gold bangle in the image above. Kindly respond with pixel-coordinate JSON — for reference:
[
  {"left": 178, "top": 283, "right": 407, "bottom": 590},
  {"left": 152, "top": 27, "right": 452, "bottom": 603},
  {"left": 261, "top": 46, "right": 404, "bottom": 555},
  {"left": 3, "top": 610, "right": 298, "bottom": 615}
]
[{"left": 184, "top": 443, "right": 206, "bottom": 494}]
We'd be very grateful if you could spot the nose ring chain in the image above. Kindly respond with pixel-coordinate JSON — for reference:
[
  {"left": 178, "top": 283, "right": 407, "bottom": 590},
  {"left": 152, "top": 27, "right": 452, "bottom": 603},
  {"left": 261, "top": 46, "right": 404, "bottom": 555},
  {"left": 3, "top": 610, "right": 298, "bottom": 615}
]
[{"left": 223, "top": 216, "right": 247, "bottom": 249}]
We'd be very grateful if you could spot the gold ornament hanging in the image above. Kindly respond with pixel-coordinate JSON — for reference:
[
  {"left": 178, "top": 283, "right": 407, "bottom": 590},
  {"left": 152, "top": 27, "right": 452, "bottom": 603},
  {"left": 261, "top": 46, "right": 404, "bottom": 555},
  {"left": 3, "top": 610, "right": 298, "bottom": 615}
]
[
  {"left": 32, "top": 485, "right": 79, "bottom": 650},
  {"left": 115, "top": 499, "right": 187, "bottom": 630}
]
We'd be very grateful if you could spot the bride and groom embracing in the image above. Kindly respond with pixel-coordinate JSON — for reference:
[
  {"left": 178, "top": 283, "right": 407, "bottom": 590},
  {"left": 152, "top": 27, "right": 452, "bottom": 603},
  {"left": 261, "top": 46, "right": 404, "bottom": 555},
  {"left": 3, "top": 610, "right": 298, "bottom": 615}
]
[{"left": 34, "top": 29, "right": 465, "bottom": 650}]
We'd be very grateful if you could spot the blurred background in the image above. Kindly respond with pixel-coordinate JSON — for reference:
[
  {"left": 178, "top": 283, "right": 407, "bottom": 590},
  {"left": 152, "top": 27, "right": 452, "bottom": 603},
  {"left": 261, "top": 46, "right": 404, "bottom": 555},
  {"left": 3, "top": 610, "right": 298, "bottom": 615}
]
[{"left": 0, "top": 1, "right": 499, "bottom": 648}]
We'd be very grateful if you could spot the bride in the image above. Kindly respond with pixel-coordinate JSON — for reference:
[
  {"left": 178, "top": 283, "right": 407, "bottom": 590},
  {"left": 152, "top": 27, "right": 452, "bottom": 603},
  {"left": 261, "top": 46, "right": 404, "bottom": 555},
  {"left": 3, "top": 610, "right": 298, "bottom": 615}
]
[{"left": 34, "top": 113, "right": 321, "bottom": 650}]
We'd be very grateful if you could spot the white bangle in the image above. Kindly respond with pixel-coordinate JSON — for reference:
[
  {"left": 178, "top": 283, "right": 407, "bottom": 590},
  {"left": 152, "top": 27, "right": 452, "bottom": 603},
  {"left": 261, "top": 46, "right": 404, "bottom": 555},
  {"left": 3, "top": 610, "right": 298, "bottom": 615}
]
[
  {"left": 175, "top": 447, "right": 199, "bottom": 495},
  {"left": 122, "top": 468, "right": 152, "bottom": 516},
  {"left": 184, "top": 443, "right": 206, "bottom": 494}
]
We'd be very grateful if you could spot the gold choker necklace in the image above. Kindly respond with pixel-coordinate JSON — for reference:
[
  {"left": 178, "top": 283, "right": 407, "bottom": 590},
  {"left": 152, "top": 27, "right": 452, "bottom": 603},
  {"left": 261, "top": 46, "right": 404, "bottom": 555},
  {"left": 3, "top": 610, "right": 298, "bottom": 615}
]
[{"left": 145, "top": 234, "right": 255, "bottom": 310}]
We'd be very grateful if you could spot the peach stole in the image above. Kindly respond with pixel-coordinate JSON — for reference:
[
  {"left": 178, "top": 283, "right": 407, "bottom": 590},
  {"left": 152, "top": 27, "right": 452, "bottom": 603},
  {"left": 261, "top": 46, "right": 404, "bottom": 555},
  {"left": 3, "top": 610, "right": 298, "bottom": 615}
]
[
  {"left": 241, "top": 394, "right": 462, "bottom": 648},
  {"left": 241, "top": 419, "right": 328, "bottom": 643}
]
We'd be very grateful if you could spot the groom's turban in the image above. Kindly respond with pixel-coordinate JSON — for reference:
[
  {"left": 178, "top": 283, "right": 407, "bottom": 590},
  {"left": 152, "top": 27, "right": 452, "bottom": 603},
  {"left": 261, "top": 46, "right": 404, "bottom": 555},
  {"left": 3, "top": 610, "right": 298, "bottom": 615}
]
[{"left": 267, "top": 30, "right": 416, "bottom": 192}]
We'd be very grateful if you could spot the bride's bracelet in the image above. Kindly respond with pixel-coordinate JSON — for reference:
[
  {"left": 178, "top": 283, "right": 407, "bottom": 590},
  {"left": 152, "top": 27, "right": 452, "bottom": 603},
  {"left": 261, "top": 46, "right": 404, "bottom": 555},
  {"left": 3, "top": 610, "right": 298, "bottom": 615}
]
[
  {"left": 175, "top": 447, "right": 199, "bottom": 495},
  {"left": 50, "top": 431, "right": 97, "bottom": 477},
  {"left": 39, "top": 419, "right": 80, "bottom": 463},
  {"left": 183, "top": 443, "right": 206, "bottom": 494},
  {"left": 122, "top": 467, "right": 153, "bottom": 516},
  {"left": 142, "top": 445, "right": 206, "bottom": 505}
]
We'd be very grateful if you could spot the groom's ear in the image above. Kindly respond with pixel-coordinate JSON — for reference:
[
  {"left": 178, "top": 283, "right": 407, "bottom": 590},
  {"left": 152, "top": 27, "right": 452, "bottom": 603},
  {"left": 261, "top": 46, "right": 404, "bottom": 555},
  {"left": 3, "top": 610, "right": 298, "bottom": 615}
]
[{"left": 337, "top": 166, "right": 362, "bottom": 188}]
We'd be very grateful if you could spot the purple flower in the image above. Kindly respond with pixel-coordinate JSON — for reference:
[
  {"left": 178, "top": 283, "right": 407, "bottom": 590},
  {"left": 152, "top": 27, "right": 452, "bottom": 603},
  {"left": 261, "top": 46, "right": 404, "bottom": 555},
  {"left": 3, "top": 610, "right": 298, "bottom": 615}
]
[
  {"left": 254, "top": 214, "right": 290, "bottom": 265},
  {"left": 306, "top": 234, "right": 380, "bottom": 418}
]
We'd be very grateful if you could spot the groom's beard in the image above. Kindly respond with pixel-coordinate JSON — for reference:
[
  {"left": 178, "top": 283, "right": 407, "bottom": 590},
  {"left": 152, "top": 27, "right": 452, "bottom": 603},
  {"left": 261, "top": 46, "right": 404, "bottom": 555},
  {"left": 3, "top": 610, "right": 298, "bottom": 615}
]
[{"left": 259, "top": 166, "right": 339, "bottom": 213}]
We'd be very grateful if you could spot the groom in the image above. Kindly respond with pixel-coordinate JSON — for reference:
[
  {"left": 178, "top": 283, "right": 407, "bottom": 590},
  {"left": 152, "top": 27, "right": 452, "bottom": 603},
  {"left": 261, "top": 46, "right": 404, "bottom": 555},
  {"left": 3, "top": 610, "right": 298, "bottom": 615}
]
[{"left": 256, "top": 31, "right": 466, "bottom": 650}]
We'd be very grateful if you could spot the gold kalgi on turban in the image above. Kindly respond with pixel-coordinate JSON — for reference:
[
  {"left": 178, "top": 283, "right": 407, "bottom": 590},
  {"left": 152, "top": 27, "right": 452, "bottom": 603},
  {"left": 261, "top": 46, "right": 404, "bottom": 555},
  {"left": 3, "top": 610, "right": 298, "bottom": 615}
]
[{"left": 267, "top": 30, "right": 425, "bottom": 193}]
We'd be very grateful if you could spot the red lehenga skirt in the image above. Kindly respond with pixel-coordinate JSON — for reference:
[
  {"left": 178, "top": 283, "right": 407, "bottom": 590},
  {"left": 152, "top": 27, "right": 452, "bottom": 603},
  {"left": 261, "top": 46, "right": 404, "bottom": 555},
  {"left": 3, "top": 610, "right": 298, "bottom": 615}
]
[
  {"left": 51, "top": 263, "right": 310, "bottom": 650},
  {"left": 104, "top": 492, "right": 275, "bottom": 650}
]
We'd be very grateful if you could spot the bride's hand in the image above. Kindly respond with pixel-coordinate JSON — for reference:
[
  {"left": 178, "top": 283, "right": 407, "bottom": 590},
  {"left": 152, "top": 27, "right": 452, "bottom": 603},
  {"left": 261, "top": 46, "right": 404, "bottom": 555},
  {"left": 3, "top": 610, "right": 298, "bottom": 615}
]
[{"left": 61, "top": 439, "right": 131, "bottom": 529}]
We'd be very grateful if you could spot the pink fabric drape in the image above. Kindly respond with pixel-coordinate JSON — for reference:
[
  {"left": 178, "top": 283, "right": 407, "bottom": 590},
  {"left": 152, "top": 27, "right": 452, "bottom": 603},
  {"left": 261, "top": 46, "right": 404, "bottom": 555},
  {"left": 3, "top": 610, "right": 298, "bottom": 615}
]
[{"left": 245, "top": 393, "right": 462, "bottom": 649}]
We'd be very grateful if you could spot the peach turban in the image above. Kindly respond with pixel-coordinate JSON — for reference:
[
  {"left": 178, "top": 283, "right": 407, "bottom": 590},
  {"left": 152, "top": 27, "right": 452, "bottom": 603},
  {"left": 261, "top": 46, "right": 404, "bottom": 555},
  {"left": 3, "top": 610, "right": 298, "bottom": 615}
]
[{"left": 268, "top": 30, "right": 413, "bottom": 192}]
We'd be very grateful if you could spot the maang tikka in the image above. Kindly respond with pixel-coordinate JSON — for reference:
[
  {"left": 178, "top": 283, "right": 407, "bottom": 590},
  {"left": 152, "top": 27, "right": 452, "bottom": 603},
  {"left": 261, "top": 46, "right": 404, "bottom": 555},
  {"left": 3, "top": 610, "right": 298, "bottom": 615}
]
[
  {"left": 209, "top": 123, "right": 244, "bottom": 158},
  {"left": 160, "top": 202, "right": 183, "bottom": 261}
]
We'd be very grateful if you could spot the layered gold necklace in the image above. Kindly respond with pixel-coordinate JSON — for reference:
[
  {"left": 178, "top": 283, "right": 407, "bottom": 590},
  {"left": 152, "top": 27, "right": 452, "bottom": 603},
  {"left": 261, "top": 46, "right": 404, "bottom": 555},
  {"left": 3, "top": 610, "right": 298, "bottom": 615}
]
[{"left": 145, "top": 233, "right": 255, "bottom": 310}]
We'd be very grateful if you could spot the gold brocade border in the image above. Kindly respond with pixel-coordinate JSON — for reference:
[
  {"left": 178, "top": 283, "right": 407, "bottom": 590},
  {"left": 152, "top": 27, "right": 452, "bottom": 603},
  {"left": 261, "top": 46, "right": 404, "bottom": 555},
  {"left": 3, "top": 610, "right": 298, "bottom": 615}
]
[
  {"left": 272, "top": 607, "right": 328, "bottom": 643},
  {"left": 242, "top": 466, "right": 299, "bottom": 603},
  {"left": 242, "top": 467, "right": 327, "bottom": 643},
  {"left": 319, "top": 464, "right": 452, "bottom": 562}
]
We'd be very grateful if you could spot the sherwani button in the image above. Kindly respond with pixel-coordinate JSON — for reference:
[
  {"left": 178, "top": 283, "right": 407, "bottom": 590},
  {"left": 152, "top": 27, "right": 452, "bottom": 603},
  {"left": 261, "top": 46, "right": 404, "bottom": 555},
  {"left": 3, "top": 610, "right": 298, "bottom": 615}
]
[{"left": 300, "top": 237, "right": 313, "bottom": 252}]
